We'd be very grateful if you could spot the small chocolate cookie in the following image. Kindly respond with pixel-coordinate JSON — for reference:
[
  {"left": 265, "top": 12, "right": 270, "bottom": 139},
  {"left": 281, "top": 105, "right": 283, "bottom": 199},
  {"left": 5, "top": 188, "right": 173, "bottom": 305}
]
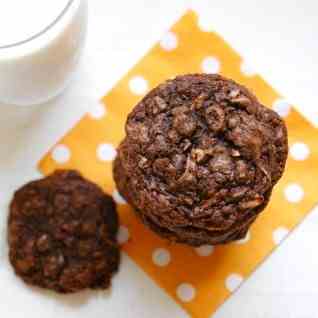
[
  {"left": 114, "top": 74, "right": 288, "bottom": 246},
  {"left": 8, "top": 170, "right": 120, "bottom": 293}
]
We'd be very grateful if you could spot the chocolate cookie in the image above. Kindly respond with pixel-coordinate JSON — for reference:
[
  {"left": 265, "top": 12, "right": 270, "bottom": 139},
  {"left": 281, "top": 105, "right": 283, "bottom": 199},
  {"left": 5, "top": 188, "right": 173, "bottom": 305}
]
[
  {"left": 8, "top": 170, "right": 120, "bottom": 293},
  {"left": 114, "top": 74, "right": 288, "bottom": 246}
]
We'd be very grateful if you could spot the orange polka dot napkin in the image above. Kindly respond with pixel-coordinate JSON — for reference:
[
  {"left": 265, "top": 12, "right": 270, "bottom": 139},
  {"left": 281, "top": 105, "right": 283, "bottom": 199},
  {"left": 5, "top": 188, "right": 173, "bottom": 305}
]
[{"left": 39, "top": 10, "right": 318, "bottom": 318}]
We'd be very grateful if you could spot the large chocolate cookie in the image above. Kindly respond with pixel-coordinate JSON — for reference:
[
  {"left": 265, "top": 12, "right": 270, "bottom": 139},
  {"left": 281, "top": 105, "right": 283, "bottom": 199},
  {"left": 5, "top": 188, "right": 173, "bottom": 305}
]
[
  {"left": 114, "top": 74, "right": 288, "bottom": 246},
  {"left": 8, "top": 170, "right": 120, "bottom": 293}
]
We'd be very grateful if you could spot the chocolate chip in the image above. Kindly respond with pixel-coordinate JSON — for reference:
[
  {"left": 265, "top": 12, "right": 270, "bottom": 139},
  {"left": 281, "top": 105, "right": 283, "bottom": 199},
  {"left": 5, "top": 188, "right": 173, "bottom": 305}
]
[
  {"left": 177, "top": 157, "right": 197, "bottom": 185},
  {"left": 231, "top": 96, "right": 251, "bottom": 107},
  {"left": 126, "top": 122, "right": 149, "bottom": 144},
  {"left": 152, "top": 96, "right": 167, "bottom": 114},
  {"left": 168, "top": 129, "right": 181, "bottom": 143},
  {"left": 43, "top": 253, "right": 65, "bottom": 278},
  {"left": 209, "top": 154, "right": 233, "bottom": 174},
  {"left": 231, "top": 187, "right": 248, "bottom": 200},
  {"left": 181, "top": 139, "right": 192, "bottom": 151},
  {"left": 173, "top": 113, "right": 197, "bottom": 136},
  {"left": 205, "top": 105, "right": 225, "bottom": 133},
  {"left": 153, "top": 158, "right": 176, "bottom": 178},
  {"left": 193, "top": 93, "right": 208, "bottom": 109},
  {"left": 236, "top": 160, "right": 249, "bottom": 181},
  {"left": 138, "top": 156, "right": 149, "bottom": 169},
  {"left": 172, "top": 154, "right": 186, "bottom": 171},
  {"left": 227, "top": 114, "right": 241, "bottom": 129},
  {"left": 239, "top": 196, "right": 263, "bottom": 210},
  {"left": 230, "top": 95, "right": 256, "bottom": 114},
  {"left": 191, "top": 148, "right": 206, "bottom": 163},
  {"left": 228, "top": 89, "right": 240, "bottom": 98},
  {"left": 36, "top": 234, "right": 51, "bottom": 252},
  {"left": 231, "top": 149, "right": 241, "bottom": 157}
]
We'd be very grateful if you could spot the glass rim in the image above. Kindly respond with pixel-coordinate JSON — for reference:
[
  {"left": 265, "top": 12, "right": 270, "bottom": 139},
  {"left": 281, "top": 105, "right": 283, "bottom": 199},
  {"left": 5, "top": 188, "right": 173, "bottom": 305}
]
[{"left": 0, "top": 0, "right": 75, "bottom": 49}]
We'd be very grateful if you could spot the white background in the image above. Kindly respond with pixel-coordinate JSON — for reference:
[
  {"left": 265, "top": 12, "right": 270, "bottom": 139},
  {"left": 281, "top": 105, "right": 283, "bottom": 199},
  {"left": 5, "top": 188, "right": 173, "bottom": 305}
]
[{"left": 0, "top": 1, "right": 318, "bottom": 317}]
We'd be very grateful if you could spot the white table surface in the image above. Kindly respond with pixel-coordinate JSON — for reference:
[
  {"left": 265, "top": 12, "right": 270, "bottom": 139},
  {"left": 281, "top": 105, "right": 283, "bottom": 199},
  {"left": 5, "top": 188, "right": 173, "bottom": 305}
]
[{"left": 1, "top": 1, "right": 318, "bottom": 317}]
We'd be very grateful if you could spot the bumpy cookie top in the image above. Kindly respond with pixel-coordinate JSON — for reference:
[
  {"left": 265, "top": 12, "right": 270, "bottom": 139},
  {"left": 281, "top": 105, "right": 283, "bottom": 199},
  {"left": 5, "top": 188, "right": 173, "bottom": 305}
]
[
  {"left": 120, "top": 74, "right": 288, "bottom": 233},
  {"left": 8, "top": 170, "right": 119, "bottom": 293}
]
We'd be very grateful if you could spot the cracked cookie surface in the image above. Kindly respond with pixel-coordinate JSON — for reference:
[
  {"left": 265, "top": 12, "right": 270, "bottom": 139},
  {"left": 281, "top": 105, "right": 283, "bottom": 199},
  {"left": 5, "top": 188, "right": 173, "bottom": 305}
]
[
  {"left": 114, "top": 74, "right": 288, "bottom": 246},
  {"left": 8, "top": 170, "right": 120, "bottom": 293}
]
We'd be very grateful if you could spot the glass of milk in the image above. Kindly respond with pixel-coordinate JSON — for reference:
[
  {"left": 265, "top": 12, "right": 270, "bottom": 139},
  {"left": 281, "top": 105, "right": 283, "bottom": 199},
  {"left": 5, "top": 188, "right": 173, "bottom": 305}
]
[{"left": 0, "top": 0, "right": 87, "bottom": 106}]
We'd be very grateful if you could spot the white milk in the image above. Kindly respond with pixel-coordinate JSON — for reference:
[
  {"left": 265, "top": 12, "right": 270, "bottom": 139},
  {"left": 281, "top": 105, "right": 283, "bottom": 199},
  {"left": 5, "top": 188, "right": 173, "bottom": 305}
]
[
  {"left": 0, "top": 1, "right": 71, "bottom": 47},
  {"left": 0, "top": 0, "right": 87, "bottom": 106}
]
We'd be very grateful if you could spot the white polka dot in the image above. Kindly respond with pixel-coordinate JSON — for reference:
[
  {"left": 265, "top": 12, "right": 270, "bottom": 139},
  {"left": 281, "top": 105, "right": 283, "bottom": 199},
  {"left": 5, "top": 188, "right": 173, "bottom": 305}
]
[
  {"left": 117, "top": 225, "right": 130, "bottom": 245},
  {"left": 129, "top": 76, "right": 149, "bottom": 95},
  {"left": 197, "top": 14, "right": 214, "bottom": 32},
  {"left": 176, "top": 283, "right": 196, "bottom": 302},
  {"left": 160, "top": 31, "right": 178, "bottom": 51},
  {"left": 201, "top": 56, "right": 220, "bottom": 74},
  {"left": 113, "top": 190, "right": 127, "bottom": 204},
  {"left": 284, "top": 183, "right": 304, "bottom": 203},
  {"left": 195, "top": 245, "right": 214, "bottom": 257},
  {"left": 290, "top": 142, "right": 310, "bottom": 161},
  {"left": 88, "top": 102, "right": 106, "bottom": 119},
  {"left": 273, "top": 227, "right": 289, "bottom": 245},
  {"left": 273, "top": 99, "right": 291, "bottom": 118},
  {"left": 152, "top": 248, "right": 171, "bottom": 267},
  {"left": 225, "top": 274, "right": 243, "bottom": 292},
  {"left": 240, "top": 60, "right": 256, "bottom": 77},
  {"left": 235, "top": 231, "right": 251, "bottom": 245},
  {"left": 97, "top": 144, "right": 117, "bottom": 162},
  {"left": 51, "top": 144, "right": 71, "bottom": 164}
]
